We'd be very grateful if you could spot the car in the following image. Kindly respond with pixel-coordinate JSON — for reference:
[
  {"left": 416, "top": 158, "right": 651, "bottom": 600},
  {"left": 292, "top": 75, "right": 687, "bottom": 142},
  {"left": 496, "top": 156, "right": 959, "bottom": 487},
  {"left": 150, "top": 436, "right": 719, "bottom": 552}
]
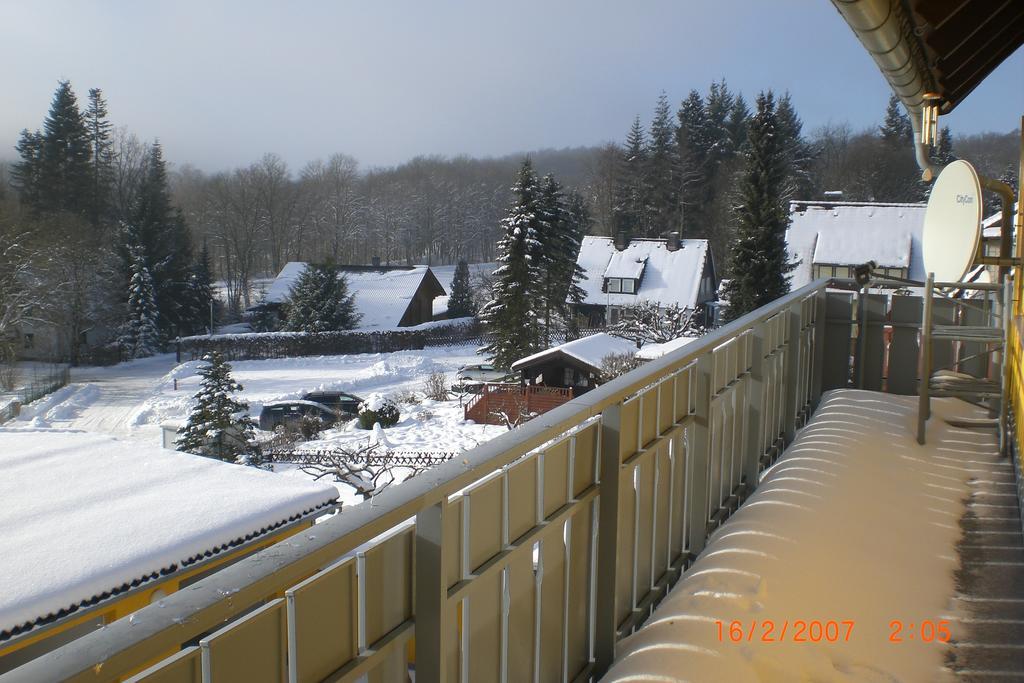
[
  {"left": 258, "top": 400, "right": 347, "bottom": 432},
  {"left": 455, "top": 363, "right": 512, "bottom": 383},
  {"left": 301, "top": 391, "right": 362, "bottom": 415}
]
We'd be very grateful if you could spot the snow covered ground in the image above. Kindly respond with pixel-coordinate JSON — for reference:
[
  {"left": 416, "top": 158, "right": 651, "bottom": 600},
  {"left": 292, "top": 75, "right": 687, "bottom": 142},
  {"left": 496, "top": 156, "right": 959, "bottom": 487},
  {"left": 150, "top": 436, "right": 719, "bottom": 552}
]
[
  {"left": 604, "top": 389, "right": 1000, "bottom": 682},
  {"left": 12, "top": 345, "right": 505, "bottom": 505}
]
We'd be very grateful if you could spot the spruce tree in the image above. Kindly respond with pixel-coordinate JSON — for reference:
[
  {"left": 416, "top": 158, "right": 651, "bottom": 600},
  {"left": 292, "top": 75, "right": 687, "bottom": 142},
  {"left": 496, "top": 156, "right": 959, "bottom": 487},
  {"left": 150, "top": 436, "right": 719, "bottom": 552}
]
[
  {"left": 481, "top": 160, "right": 544, "bottom": 368},
  {"left": 880, "top": 94, "right": 914, "bottom": 148},
  {"left": 776, "top": 92, "right": 815, "bottom": 200},
  {"left": 614, "top": 117, "right": 650, "bottom": 239},
  {"left": 722, "top": 91, "right": 795, "bottom": 320},
  {"left": 183, "top": 244, "right": 215, "bottom": 335},
  {"left": 447, "top": 260, "right": 477, "bottom": 318},
  {"left": 676, "top": 90, "right": 708, "bottom": 238},
  {"left": 646, "top": 92, "right": 679, "bottom": 237},
  {"left": 121, "top": 247, "right": 161, "bottom": 358},
  {"left": 536, "top": 175, "right": 587, "bottom": 345},
  {"left": 727, "top": 94, "right": 750, "bottom": 151},
  {"left": 285, "top": 262, "right": 360, "bottom": 332},
  {"left": 84, "top": 88, "right": 114, "bottom": 230},
  {"left": 176, "top": 352, "right": 256, "bottom": 462},
  {"left": 931, "top": 126, "right": 956, "bottom": 166}
]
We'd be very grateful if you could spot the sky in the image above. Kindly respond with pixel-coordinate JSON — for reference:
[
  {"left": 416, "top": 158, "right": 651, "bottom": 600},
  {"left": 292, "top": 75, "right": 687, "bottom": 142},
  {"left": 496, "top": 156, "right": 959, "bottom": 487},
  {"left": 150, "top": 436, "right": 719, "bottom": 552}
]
[{"left": 1, "top": 0, "right": 1021, "bottom": 173}]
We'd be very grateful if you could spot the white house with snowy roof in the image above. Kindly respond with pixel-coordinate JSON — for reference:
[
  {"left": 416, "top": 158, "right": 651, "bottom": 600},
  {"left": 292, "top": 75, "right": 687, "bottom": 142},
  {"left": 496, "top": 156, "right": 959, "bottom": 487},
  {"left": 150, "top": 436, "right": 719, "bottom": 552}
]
[
  {"left": 0, "top": 429, "right": 337, "bottom": 673},
  {"left": 573, "top": 233, "right": 717, "bottom": 327},
  {"left": 252, "top": 262, "right": 446, "bottom": 330},
  {"left": 786, "top": 201, "right": 927, "bottom": 289}
]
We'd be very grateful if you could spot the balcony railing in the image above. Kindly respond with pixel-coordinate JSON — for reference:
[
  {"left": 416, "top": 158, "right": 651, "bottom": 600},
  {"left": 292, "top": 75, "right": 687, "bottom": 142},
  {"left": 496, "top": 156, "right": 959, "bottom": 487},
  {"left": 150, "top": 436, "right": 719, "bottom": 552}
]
[{"left": 8, "top": 277, "right": 986, "bottom": 683}]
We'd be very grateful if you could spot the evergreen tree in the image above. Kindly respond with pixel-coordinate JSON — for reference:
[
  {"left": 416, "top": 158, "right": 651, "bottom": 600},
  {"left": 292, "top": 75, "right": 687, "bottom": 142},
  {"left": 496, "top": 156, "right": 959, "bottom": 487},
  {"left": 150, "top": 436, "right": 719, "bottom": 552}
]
[
  {"left": 880, "top": 94, "right": 914, "bottom": 148},
  {"left": 284, "top": 262, "right": 360, "bottom": 332},
  {"left": 775, "top": 92, "right": 815, "bottom": 200},
  {"left": 176, "top": 352, "right": 256, "bottom": 462},
  {"left": 727, "top": 94, "right": 750, "bottom": 151},
  {"left": 536, "top": 175, "right": 587, "bottom": 344},
  {"left": 84, "top": 88, "right": 114, "bottom": 229},
  {"left": 481, "top": 160, "right": 544, "bottom": 368},
  {"left": 676, "top": 90, "right": 708, "bottom": 238},
  {"left": 183, "top": 244, "right": 215, "bottom": 335},
  {"left": 722, "top": 91, "right": 795, "bottom": 320},
  {"left": 121, "top": 247, "right": 161, "bottom": 358},
  {"left": 130, "top": 142, "right": 195, "bottom": 335},
  {"left": 703, "top": 80, "right": 735, "bottom": 162},
  {"left": 447, "top": 260, "right": 477, "bottom": 318},
  {"left": 931, "top": 126, "right": 956, "bottom": 166},
  {"left": 872, "top": 95, "right": 925, "bottom": 201},
  {"left": 12, "top": 81, "right": 93, "bottom": 215},
  {"left": 646, "top": 92, "right": 679, "bottom": 237},
  {"left": 614, "top": 117, "right": 650, "bottom": 239}
]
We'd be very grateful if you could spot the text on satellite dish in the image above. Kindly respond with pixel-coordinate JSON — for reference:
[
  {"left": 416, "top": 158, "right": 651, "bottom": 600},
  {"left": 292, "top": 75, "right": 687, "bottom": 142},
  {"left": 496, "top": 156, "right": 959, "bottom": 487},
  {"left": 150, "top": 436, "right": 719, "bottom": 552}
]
[{"left": 956, "top": 194, "right": 975, "bottom": 204}]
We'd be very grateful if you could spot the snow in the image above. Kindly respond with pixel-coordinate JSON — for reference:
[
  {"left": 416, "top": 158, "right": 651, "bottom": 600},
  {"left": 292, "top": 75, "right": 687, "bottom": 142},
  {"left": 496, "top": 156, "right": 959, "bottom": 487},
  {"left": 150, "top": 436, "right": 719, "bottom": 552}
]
[
  {"left": 0, "top": 428, "right": 337, "bottom": 638},
  {"left": 604, "top": 389, "right": 998, "bottom": 682},
  {"left": 637, "top": 336, "right": 698, "bottom": 360},
  {"left": 575, "top": 237, "right": 710, "bottom": 309},
  {"left": 262, "top": 262, "right": 444, "bottom": 329},
  {"left": 510, "top": 333, "right": 638, "bottom": 372},
  {"left": 787, "top": 201, "right": 927, "bottom": 288}
]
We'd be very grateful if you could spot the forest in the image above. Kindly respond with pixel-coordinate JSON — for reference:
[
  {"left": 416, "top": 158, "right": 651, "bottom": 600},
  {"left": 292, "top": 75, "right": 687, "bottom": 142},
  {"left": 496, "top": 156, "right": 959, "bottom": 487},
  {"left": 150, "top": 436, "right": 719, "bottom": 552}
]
[{"left": 0, "top": 78, "right": 1019, "bottom": 364}]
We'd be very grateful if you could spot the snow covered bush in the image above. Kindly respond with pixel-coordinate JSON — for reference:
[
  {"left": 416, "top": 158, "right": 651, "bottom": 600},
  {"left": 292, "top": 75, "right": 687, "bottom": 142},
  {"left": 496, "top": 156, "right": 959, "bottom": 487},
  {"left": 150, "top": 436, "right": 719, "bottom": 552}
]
[
  {"left": 176, "top": 352, "right": 257, "bottom": 461},
  {"left": 600, "top": 352, "right": 647, "bottom": 382},
  {"left": 609, "top": 301, "right": 697, "bottom": 345},
  {"left": 357, "top": 395, "right": 400, "bottom": 430}
]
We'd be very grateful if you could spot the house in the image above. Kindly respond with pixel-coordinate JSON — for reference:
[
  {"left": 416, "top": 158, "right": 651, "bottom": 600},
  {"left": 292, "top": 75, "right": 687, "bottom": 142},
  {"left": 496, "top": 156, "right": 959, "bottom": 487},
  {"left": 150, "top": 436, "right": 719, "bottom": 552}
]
[
  {"left": 786, "top": 201, "right": 927, "bottom": 289},
  {"left": 254, "top": 262, "right": 446, "bottom": 330},
  {"left": 573, "top": 233, "right": 717, "bottom": 327},
  {"left": 510, "top": 333, "right": 638, "bottom": 393},
  {"left": 0, "top": 429, "right": 337, "bottom": 674}
]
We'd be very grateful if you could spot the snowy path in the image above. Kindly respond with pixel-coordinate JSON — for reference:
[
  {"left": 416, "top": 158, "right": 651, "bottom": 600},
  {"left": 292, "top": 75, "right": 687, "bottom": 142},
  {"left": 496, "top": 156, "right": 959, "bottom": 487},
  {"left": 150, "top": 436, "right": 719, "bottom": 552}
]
[{"left": 604, "top": 390, "right": 1013, "bottom": 682}]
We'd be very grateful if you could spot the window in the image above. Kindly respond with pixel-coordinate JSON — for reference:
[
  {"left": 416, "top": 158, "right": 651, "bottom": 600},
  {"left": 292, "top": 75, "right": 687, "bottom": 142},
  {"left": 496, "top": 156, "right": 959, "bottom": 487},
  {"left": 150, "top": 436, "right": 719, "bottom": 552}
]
[
  {"left": 23, "top": 333, "right": 34, "bottom": 350},
  {"left": 563, "top": 368, "right": 575, "bottom": 386},
  {"left": 609, "top": 307, "right": 621, "bottom": 324},
  {"left": 606, "top": 278, "right": 621, "bottom": 293},
  {"left": 621, "top": 278, "right": 636, "bottom": 294},
  {"left": 834, "top": 266, "right": 851, "bottom": 279}
]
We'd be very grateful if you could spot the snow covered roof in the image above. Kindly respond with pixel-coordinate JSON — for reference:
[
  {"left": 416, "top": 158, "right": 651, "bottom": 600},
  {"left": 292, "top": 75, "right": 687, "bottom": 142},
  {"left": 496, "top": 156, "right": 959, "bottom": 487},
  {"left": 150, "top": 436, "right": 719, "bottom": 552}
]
[
  {"left": 637, "top": 336, "right": 698, "bottom": 360},
  {"left": 0, "top": 429, "right": 337, "bottom": 642},
  {"left": 510, "top": 333, "right": 637, "bottom": 373},
  {"left": 787, "top": 201, "right": 927, "bottom": 288},
  {"left": 575, "top": 237, "right": 712, "bottom": 309},
  {"left": 262, "top": 263, "right": 445, "bottom": 329}
]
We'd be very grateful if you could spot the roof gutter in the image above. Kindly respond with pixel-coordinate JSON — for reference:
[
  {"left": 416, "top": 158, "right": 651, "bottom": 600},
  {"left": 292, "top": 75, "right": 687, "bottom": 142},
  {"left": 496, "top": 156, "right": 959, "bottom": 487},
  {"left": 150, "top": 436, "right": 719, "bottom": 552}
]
[{"left": 830, "top": 0, "right": 939, "bottom": 180}]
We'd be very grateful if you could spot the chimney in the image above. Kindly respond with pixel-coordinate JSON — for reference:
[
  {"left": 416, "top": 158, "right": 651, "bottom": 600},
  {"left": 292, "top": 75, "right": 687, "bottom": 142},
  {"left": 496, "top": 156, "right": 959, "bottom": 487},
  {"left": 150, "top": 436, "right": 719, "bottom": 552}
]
[
  {"left": 371, "top": 256, "right": 381, "bottom": 267},
  {"left": 614, "top": 231, "right": 629, "bottom": 251},
  {"left": 666, "top": 231, "right": 680, "bottom": 252}
]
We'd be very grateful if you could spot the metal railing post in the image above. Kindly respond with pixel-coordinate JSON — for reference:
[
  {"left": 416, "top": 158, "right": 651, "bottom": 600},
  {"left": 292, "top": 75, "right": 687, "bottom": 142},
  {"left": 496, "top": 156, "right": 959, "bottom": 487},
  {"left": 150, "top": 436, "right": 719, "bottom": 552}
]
[
  {"left": 415, "top": 501, "right": 449, "bottom": 683},
  {"left": 810, "top": 289, "right": 827, "bottom": 408},
  {"left": 744, "top": 325, "right": 765, "bottom": 493},
  {"left": 784, "top": 303, "right": 803, "bottom": 444},
  {"left": 687, "top": 354, "right": 713, "bottom": 555},
  {"left": 593, "top": 403, "right": 622, "bottom": 677}
]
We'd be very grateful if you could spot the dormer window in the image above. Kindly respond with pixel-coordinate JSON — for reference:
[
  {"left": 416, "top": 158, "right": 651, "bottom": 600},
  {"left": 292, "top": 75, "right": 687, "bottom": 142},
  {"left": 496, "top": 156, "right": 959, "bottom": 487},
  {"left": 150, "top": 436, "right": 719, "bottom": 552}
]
[{"left": 605, "top": 277, "right": 637, "bottom": 294}]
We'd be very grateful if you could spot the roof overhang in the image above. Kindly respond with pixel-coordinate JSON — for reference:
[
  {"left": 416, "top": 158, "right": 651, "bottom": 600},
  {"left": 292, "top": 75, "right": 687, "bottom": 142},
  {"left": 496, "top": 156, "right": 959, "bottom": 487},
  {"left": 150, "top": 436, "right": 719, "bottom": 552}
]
[{"left": 830, "top": 0, "right": 1023, "bottom": 177}]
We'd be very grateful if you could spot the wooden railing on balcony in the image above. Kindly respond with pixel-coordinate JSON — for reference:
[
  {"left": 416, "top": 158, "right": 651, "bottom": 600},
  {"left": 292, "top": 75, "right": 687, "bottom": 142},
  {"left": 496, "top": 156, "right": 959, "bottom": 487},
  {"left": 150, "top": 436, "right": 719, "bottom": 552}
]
[
  {"left": 4, "top": 282, "right": 827, "bottom": 683},
  {"left": 464, "top": 384, "right": 574, "bottom": 425}
]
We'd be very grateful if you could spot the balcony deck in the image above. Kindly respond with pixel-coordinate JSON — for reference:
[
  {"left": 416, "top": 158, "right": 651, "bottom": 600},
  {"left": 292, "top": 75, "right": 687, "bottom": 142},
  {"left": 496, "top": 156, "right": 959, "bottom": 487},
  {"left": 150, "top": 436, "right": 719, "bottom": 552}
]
[{"left": 603, "top": 389, "right": 1024, "bottom": 681}]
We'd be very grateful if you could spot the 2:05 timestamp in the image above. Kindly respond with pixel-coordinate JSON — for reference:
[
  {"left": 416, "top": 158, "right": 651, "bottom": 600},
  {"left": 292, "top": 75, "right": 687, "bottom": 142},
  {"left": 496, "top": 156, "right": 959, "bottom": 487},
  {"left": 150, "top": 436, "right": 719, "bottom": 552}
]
[{"left": 714, "top": 620, "right": 953, "bottom": 643}]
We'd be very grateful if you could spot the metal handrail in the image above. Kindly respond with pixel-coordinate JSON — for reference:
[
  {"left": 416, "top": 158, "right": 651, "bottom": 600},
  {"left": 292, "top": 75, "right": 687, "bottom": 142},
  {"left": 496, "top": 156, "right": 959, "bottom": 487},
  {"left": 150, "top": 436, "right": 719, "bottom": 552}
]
[{"left": 4, "top": 279, "right": 829, "bottom": 683}]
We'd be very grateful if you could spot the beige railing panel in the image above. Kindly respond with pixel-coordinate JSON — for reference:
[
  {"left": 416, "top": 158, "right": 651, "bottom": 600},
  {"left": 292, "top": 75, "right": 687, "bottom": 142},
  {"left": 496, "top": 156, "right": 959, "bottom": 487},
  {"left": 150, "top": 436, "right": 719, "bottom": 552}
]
[
  {"left": 285, "top": 558, "right": 358, "bottom": 683},
  {"left": 505, "top": 552, "right": 536, "bottom": 683},
  {"left": 125, "top": 647, "right": 200, "bottom": 683},
  {"left": 571, "top": 422, "right": 599, "bottom": 497},
  {"left": 614, "top": 458, "right": 637, "bottom": 627},
  {"left": 506, "top": 454, "right": 538, "bottom": 543},
  {"left": 537, "top": 524, "right": 567, "bottom": 682},
  {"left": 464, "top": 572, "right": 501, "bottom": 682},
  {"left": 362, "top": 528, "right": 414, "bottom": 646},
  {"left": 652, "top": 441, "right": 673, "bottom": 579},
  {"left": 639, "top": 387, "right": 658, "bottom": 448},
  {"left": 632, "top": 455, "right": 657, "bottom": 607},
  {"left": 618, "top": 398, "right": 639, "bottom": 462},
  {"left": 200, "top": 599, "right": 286, "bottom": 683},
  {"left": 464, "top": 476, "right": 503, "bottom": 573},
  {"left": 444, "top": 497, "right": 462, "bottom": 590},
  {"left": 542, "top": 439, "right": 572, "bottom": 518}
]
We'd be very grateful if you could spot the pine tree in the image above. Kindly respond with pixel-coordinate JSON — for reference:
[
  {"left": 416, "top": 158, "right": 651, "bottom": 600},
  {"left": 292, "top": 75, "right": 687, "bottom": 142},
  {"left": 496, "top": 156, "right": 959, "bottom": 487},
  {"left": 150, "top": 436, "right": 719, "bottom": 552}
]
[
  {"left": 130, "top": 142, "right": 194, "bottom": 335},
  {"left": 121, "top": 247, "right": 161, "bottom": 358},
  {"left": 447, "top": 260, "right": 477, "bottom": 318},
  {"left": 646, "top": 92, "right": 679, "bottom": 237},
  {"left": 176, "top": 352, "right": 256, "bottom": 462},
  {"left": 880, "top": 94, "right": 914, "bottom": 148},
  {"left": 676, "top": 90, "right": 708, "bottom": 238},
  {"left": 727, "top": 94, "right": 750, "bottom": 151},
  {"left": 84, "top": 88, "right": 114, "bottom": 230},
  {"left": 776, "top": 92, "right": 815, "bottom": 200},
  {"left": 536, "top": 175, "right": 587, "bottom": 345},
  {"left": 722, "top": 91, "right": 795, "bottom": 320},
  {"left": 931, "top": 126, "right": 956, "bottom": 166},
  {"left": 12, "top": 81, "right": 93, "bottom": 215},
  {"left": 284, "top": 262, "right": 360, "bottom": 332},
  {"left": 183, "top": 244, "right": 215, "bottom": 335},
  {"left": 481, "top": 160, "right": 544, "bottom": 368},
  {"left": 614, "top": 117, "right": 650, "bottom": 239}
]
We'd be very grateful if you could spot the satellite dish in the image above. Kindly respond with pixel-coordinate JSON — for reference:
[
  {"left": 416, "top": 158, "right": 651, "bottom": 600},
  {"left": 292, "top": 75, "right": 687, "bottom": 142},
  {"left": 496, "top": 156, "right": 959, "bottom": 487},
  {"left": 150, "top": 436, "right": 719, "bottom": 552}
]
[{"left": 922, "top": 159, "right": 983, "bottom": 282}]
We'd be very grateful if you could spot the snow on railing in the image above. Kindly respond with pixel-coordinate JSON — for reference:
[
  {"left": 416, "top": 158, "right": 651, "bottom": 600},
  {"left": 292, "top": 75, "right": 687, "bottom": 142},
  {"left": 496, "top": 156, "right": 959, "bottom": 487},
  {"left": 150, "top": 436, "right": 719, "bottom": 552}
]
[{"left": 9, "top": 281, "right": 829, "bottom": 683}]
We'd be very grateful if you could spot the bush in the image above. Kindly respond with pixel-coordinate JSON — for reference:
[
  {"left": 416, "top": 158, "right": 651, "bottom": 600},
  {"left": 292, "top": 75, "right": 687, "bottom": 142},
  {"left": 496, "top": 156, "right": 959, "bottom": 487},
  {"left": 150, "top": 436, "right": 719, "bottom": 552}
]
[
  {"left": 392, "top": 388, "right": 422, "bottom": 405},
  {"left": 0, "top": 362, "right": 20, "bottom": 391},
  {"left": 358, "top": 396, "right": 401, "bottom": 429},
  {"left": 600, "top": 352, "right": 647, "bottom": 382},
  {"left": 422, "top": 371, "right": 449, "bottom": 401}
]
